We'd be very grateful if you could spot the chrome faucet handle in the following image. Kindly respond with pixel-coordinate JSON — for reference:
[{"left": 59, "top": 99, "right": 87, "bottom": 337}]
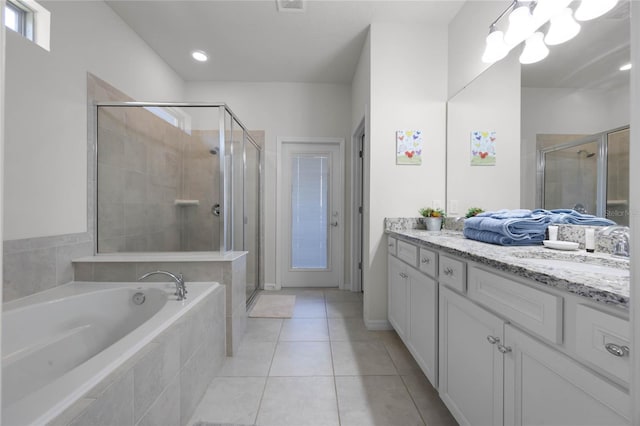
[{"left": 613, "top": 233, "right": 630, "bottom": 258}]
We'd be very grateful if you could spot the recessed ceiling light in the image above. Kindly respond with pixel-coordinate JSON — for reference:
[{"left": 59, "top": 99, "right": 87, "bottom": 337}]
[
  {"left": 619, "top": 63, "right": 632, "bottom": 71},
  {"left": 191, "top": 50, "right": 208, "bottom": 62}
]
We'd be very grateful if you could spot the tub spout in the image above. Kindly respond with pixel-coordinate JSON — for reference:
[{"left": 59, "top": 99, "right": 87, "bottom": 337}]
[{"left": 138, "top": 270, "right": 188, "bottom": 300}]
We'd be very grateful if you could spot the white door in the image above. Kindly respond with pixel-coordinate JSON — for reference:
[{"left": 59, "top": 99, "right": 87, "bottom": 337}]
[{"left": 278, "top": 138, "right": 344, "bottom": 287}]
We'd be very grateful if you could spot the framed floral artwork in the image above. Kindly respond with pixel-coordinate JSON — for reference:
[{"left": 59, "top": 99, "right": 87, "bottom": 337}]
[
  {"left": 470, "top": 131, "right": 496, "bottom": 166},
  {"left": 396, "top": 130, "right": 423, "bottom": 165}
]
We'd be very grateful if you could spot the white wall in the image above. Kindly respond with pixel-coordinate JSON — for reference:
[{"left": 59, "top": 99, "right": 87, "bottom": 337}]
[
  {"left": 4, "top": 1, "right": 184, "bottom": 240},
  {"left": 364, "top": 22, "right": 448, "bottom": 327},
  {"left": 448, "top": 0, "right": 512, "bottom": 98},
  {"left": 447, "top": 52, "right": 521, "bottom": 214},
  {"left": 521, "top": 85, "right": 630, "bottom": 208},
  {"left": 351, "top": 30, "right": 370, "bottom": 133},
  {"left": 184, "top": 81, "right": 352, "bottom": 288}
]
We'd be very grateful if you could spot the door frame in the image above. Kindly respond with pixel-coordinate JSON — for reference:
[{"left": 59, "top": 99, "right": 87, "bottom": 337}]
[
  {"left": 275, "top": 137, "right": 345, "bottom": 290},
  {"left": 350, "top": 119, "right": 365, "bottom": 293}
]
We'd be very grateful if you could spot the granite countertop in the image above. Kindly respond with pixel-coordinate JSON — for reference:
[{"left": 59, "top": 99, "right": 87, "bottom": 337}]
[{"left": 388, "top": 229, "right": 630, "bottom": 309}]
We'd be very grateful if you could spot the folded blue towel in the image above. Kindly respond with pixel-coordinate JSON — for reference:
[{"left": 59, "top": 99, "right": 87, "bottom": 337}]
[
  {"left": 463, "top": 208, "right": 615, "bottom": 246},
  {"left": 463, "top": 228, "right": 545, "bottom": 246}
]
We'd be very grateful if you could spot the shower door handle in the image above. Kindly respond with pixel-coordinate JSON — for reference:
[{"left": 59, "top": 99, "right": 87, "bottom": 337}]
[
  {"left": 211, "top": 204, "right": 221, "bottom": 217},
  {"left": 331, "top": 221, "right": 339, "bottom": 227}
]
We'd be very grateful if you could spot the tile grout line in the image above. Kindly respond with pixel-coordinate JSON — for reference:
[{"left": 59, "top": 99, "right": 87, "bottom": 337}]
[
  {"left": 324, "top": 289, "right": 343, "bottom": 426},
  {"left": 400, "top": 374, "right": 428, "bottom": 426},
  {"left": 252, "top": 318, "right": 284, "bottom": 425}
]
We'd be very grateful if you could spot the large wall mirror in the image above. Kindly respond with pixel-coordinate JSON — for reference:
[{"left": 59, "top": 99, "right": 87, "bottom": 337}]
[{"left": 447, "top": 2, "right": 630, "bottom": 224}]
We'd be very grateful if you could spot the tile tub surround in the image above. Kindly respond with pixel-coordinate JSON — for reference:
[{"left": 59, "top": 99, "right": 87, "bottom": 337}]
[
  {"left": 73, "top": 252, "right": 247, "bottom": 356},
  {"left": 388, "top": 228, "right": 630, "bottom": 308},
  {"left": 51, "top": 284, "right": 226, "bottom": 426}
]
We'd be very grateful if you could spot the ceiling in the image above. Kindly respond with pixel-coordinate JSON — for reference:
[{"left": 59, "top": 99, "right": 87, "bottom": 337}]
[
  {"left": 107, "top": 0, "right": 465, "bottom": 84},
  {"left": 521, "top": 1, "right": 631, "bottom": 90}
]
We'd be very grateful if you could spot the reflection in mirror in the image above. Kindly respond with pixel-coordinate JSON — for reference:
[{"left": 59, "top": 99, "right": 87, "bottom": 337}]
[
  {"left": 446, "top": 52, "right": 521, "bottom": 215},
  {"left": 521, "top": 2, "right": 630, "bottom": 225}
]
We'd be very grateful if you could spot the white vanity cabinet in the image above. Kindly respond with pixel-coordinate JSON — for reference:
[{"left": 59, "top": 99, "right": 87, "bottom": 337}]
[
  {"left": 439, "top": 285, "right": 504, "bottom": 426},
  {"left": 387, "top": 232, "right": 630, "bottom": 426},
  {"left": 388, "top": 255, "right": 409, "bottom": 340},
  {"left": 387, "top": 237, "right": 438, "bottom": 387},
  {"left": 503, "top": 324, "right": 630, "bottom": 426}
]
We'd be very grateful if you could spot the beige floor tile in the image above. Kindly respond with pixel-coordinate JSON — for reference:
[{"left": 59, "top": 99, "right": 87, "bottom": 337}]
[
  {"left": 276, "top": 288, "right": 326, "bottom": 300},
  {"left": 328, "top": 318, "right": 385, "bottom": 341},
  {"left": 242, "top": 318, "right": 283, "bottom": 342},
  {"left": 335, "top": 375, "right": 425, "bottom": 426},
  {"left": 186, "top": 377, "right": 265, "bottom": 426},
  {"left": 218, "top": 340, "right": 276, "bottom": 377},
  {"left": 382, "top": 335, "right": 422, "bottom": 375},
  {"left": 292, "top": 299, "right": 327, "bottom": 318},
  {"left": 256, "top": 377, "right": 339, "bottom": 426},
  {"left": 324, "top": 289, "right": 363, "bottom": 302},
  {"left": 269, "top": 341, "right": 333, "bottom": 376},
  {"left": 402, "top": 374, "right": 458, "bottom": 426},
  {"left": 326, "top": 301, "right": 363, "bottom": 318},
  {"left": 279, "top": 318, "right": 329, "bottom": 341},
  {"left": 331, "top": 340, "right": 398, "bottom": 376}
]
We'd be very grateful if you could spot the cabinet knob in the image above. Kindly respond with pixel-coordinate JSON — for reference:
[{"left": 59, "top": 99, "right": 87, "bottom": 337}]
[
  {"left": 497, "top": 344, "right": 512, "bottom": 354},
  {"left": 421, "top": 257, "right": 431, "bottom": 264},
  {"left": 443, "top": 267, "right": 454, "bottom": 276},
  {"left": 605, "top": 343, "right": 629, "bottom": 357},
  {"left": 388, "top": 243, "right": 394, "bottom": 247},
  {"left": 487, "top": 335, "right": 500, "bottom": 345},
  {"left": 399, "top": 272, "right": 408, "bottom": 279}
]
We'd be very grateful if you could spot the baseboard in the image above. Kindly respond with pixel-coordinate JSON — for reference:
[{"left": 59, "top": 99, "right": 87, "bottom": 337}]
[
  {"left": 364, "top": 319, "right": 393, "bottom": 331},
  {"left": 264, "top": 282, "right": 280, "bottom": 291}
]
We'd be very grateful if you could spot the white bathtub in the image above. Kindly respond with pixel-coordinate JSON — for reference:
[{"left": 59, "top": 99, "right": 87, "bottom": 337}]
[{"left": 2, "top": 281, "right": 218, "bottom": 426}]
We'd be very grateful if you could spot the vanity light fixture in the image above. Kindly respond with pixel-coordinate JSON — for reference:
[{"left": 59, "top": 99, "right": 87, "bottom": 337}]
[
  {"left": 482, "top": 0, "right": 618, "bottom": 65},
  {"left": 544, "top": 8, "right": 581, "bottom": 46},
  {"left": 575, "top": 0, "right": 619, "bottom": 21},
  {"left": 481, "top": 25, "right": 510, "bottom": 64},
  {"left": 519, "top": 32, "right": 549, "bottom": 64},
  {"left": 619, "top": 63, "right": 632, "bottom": 71},
  {"left": 191, "top": 50, "right": 208, "bottom": 62}
]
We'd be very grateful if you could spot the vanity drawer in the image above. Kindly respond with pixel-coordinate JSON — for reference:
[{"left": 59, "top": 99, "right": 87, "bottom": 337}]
[
  {"left": 388, "top": 237, "right": 397, "bottom": 256},
  {"left": 418, "top": 248, "right": 437, "bottom": 278},
  {"left": 439, "top": 255, "right": 466, "bottom": 293},
  {"left": 468, "top": 267, "right": 563, "bottom": 344},
  {"left": 576, "top": 304, "right": 630, "bottom": 384},
  {"left": 397, "top": 241, "right": 418, "bottom": 267}
]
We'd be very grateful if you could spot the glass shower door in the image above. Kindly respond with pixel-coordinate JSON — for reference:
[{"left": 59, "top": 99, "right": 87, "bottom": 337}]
[
  {"left": 543, "top": 140, "right": 599, "bottom": 214},
  {"left": 606, "top": 128, "right": 630, "bottom": 225},
  {"left": 245, "top": 139, "right": 261, "bottom": 303}
]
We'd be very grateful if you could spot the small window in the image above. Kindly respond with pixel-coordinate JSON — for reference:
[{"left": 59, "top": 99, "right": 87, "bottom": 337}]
[
  {"left": 4, "top": 1, "right": 28, "bottom": 36},
  {"left": 4, "top": 0, "right": 50, "bottom": 51}
]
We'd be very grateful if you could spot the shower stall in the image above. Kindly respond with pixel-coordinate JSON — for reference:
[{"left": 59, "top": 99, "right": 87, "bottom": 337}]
[
  {"left": 95, "top": 103, "right": 262, "bottom": 302},
  {"left": 538, "top": 126, "right": 630, "bottom": 226}
]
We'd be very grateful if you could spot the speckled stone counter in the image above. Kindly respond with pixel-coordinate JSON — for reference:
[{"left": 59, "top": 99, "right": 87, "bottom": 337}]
[{"left": 387, "top": 228, "right": 630, "bottom": 309}]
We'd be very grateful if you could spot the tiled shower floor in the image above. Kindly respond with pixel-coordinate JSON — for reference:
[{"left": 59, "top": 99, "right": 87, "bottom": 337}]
[{"left": 187, "top": 288, "right": 457, "bottom": 426}]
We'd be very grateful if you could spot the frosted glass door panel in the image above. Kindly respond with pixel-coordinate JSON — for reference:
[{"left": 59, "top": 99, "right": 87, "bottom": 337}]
[{"left": 290, "top": 155, "right": 329, "bottom": 269}]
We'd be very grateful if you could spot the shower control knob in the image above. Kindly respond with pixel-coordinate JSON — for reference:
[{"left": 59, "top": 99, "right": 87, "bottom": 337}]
[{"left": 211, "top": 204, "right": 221, "bottom": 217}]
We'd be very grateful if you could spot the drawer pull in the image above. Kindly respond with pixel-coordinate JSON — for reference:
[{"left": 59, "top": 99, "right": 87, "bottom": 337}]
[
  {"left": 497, "top": 344, "right": 512, "bottom": 354},
  {"left": 399, "top": 272, "right": 408, "bottom": 279},
  {"left": 444, "top": 267, "right": 454, "bottom": 276},
  {"left": 388, "top": 243, "right": 394, "bottom": 247},
  {"left": 487, "top": 335, "right": 500, "bottom": 345},
  {"left": 421, "top": 257, "right": 431, "bottom": 264},
  {"left": 605, "top": 343, "right": 629, "bottom": 357}
]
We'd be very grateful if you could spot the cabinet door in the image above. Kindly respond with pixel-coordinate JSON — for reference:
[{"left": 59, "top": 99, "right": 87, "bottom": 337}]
[
  {"left": 407, "top": 267, "right": 438, "bottom": 387},
  {"left": 388, "top": 255, "right": 408, "bottom": 339},
  {"left": 439, "top": 286, "right": 504, "bottom": 426},
  {"left": 503, "top": 324, "right": 630, "bottom": 426}
]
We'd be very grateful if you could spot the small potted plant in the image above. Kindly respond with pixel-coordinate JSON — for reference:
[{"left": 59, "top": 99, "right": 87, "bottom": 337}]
[
  {"left": 465, "top": 207, "right": 485, "bottom": 218},
  {"left": 419, "top": 207, "right": 446, "bottom": 231}
]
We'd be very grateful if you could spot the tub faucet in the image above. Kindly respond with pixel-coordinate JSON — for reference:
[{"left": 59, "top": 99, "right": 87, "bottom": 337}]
[
  {"left": 138, "top": 270, "right": 188, "bottom": 300},
  {"left": 599, "top": 226, "right": 630, "bottom": 258}
]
